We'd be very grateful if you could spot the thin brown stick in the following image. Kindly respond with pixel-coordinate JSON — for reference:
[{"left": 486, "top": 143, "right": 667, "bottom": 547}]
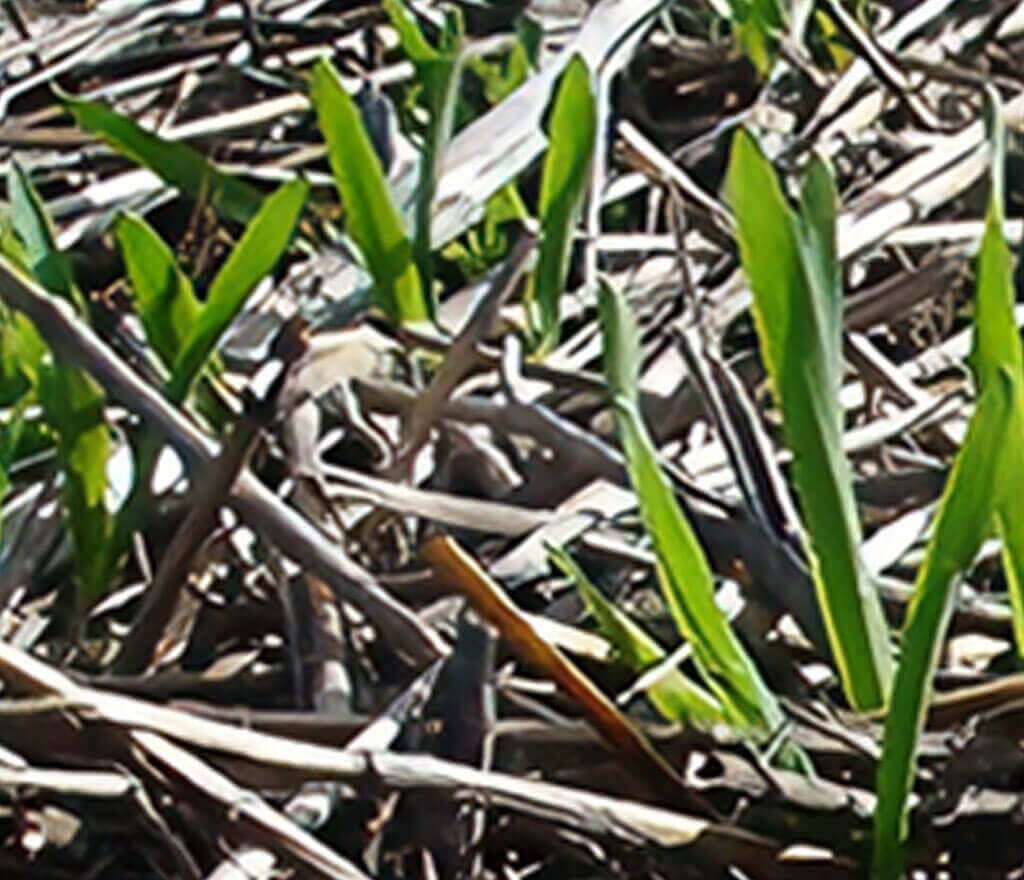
[
  {"left": 113, "top": 415, "right": 262, "bottom": 674},
  {"left": 393, "top": 232, "right": 537, "bottom": 472},
  {"left": 420, "top": 534, "right": 712, "bottom": 815}
]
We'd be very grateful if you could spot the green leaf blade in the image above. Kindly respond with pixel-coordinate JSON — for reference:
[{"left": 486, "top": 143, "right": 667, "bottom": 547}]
[
  {"left": 0, "top": 311, "right": 46, "bottom": 390},
  {"left": 383, "top": 0, "right": 463, "bottom": 315},
  {"left": 969, "top": 92, "right": 1024, "bottom": 662},
  {"left": 997, "top": 448, "right": 1024, "bottom": 657},
  {"left": 875, "top": 105, "right": 1024, "bottom": 873},
  {"left": 5, "top": 165, "right": 111, "bottom": 607},
  {"left": 61, "top": 94, "right": 263, "bottom": 226},
  {"left": 309, "top": 59, "right": 429, "bottom": 324},
  {"left": 970, "top": 214, "right": 1022, "bottom": 392},
  {"left": 169, "top": 178, "right": 308, "bottom": 402},
  {"left": 37, "top": 364, "right": 111, "bottom": 608},
  {"left": 727, "top": 128, "right": 892, "bottom": 711},
  {"left": 8, "top": 162, "right": 82, "bottom": 309},
  {"left": 115, "top": 213, "right": 201, "bottom": 369},
  {"left": 526, "top": 54, "right": 596, "bottom": 355},
  {"left": 599, "top": 280, "right": 783, "bottom": 738},
  {"left": 873, "top": 372, "right": 1015, "bottom": 879}
]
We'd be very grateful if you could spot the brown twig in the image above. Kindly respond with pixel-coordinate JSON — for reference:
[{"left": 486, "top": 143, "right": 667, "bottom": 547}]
[
  {"left": 392, "top": 232, "right": 537, "bottom": 475},
  {"left": 112, "top": 415, "right": 262, "bottom": 675},
  {"left": 420, "top": 534, "right": 713, "bottom": 815}
]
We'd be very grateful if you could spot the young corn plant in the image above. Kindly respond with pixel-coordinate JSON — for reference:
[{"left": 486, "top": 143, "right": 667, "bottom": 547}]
[
  {"left": 58, "top": 88, "right": 309, "bottom": 389},
  {"left": 595, "top": 280, "right": 789, "bottom": 746},
  {"left": 5, "top": 88, "right": 309, "bottom": 605},
  {"left": 54, "top": 91, "right": 312, "bottom": 586},
  {"left": 873, "top": 93, "right": 1024, "bottom": 879},
  {"left": 310, "top": 21, "right": 593, "bottom": 350},
  {"left": 309, "top": 58, "right": 432, "bottom": 325},
  {"left": 381, "top": 1, "right": 537, "bottom": 286},
  {"left": 523, "top": 54, "right": 596, "bottom": 356},
  {"left": 1, "top": 163, "right": 111, "bottom": 609},
  {"left": 966, "top": 92, "right": 1024, "bottom": 663},
  {"left": 379, "top": 3, "right": 592, "bottom": 351},
  {"left": 383, "top": 0, "right": 463, "bottom": 302},
  {"left": 97, "top": 180, "right": 308, "bottom": 588},
  {"left": 727, "top": 129, "right": 893, "bottom": 712},
  {"left": 65, "top": 63, "right": 429, "bottom": 328},
  {"left": 442, "top": 21, "right": 535, "bottom": 279},
  {"left": 872, "top": 379, "right": 1013, "bottom": 877}
]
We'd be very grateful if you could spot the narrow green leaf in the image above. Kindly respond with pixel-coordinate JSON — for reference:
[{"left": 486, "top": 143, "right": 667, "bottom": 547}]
[
  {"left": 383, "top": 0, "right": 463, "bottom": 313},
  {"left": 102, "top": 215, "right": 204, "bottom": 593},
  {"left": 309, "top": 59, "right": 430, "bottom": 324},
  {"left": 115, "top": 213, "right": 201, "bottom": 369},
  {"left": 874, "top": 101, "right": 1022, "bottom": 868},
  {"left": 968, "top": 112, "right": 1018, "bottom": 394},
  {"left": 601, "top": 275, "right": 642, "bottom": 409},
  {"left": 873, "top": 372, "right": 1014, "bottom": 879},
  {"left": 970, "top": 204, "right": 1019, "bottom": 389},
  {"left": 967, "top": 89, "right": 1024, "bottom": 662},
  {"left": 60, "top": 92, "right": 263, "bottom": 225},
  {"left": 0, "top": 222, "right": 31, "bottom": 274},
  {"left": 5, "top": 166, "right": 110, "bottom": 607},
  {"left": 727, "top": 129, "right": 892, "bottom": 711},
  {"left": 526, "top": 54, "right": 596, "bottom": 355},
  {"left": 599, "top": 280, "right": 784, "bottom": 739},
  {"left": 37, "top": 365, "right": 111, "bottom": 603},
  {"left": 169, "top": 178, "right": 308, "bottom": 402},
  {"left": 550, "top": 545, "right": 726, "bottom": 730},
  {"left": 8, "top": 162, "right": 83, "bottom": 310},
  {"left": 727, "top": 0, "right": 789, "bottom": 76},
  {"left": 997, "top": 470, "right": 1024, "bottom": 658}
]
